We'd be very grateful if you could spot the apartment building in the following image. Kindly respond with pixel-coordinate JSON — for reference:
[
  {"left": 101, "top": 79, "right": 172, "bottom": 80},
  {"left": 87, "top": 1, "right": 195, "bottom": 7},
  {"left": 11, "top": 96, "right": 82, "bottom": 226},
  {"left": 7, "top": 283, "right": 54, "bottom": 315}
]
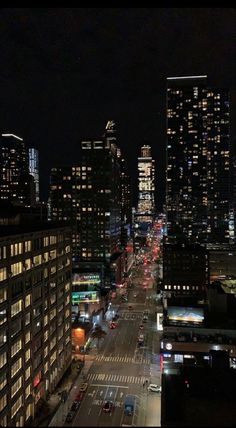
[{"left": 0, "top": 224, "right": 72, "bottom": 427}]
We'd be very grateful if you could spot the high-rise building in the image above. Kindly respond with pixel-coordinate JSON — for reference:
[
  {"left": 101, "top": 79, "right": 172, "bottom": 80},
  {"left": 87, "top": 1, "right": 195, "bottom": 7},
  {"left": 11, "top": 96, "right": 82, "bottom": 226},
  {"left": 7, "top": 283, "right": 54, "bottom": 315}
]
[
  {"left": 80, "top": 139, "right": 121, "bottom": 261},
  {"left": 135, "top": 145, "right": 155, "bottom": 235},
  {"left": 166, "top": 75, "right": 230, "bottom": 244},
  {"left": 118, "top": 155, "right": 132, "bottom": 249},
  {"left": 29, "top": 148, "right": 40, "bottom": 202},
  {"left": 0, "top": 134, "right": 36, "bottom": 206},
  {"left": 49, "top": 166, "right": 80, "bottom": 259},
  {"left": 0, "top": 221, "right": 72, "bottom": 427}
]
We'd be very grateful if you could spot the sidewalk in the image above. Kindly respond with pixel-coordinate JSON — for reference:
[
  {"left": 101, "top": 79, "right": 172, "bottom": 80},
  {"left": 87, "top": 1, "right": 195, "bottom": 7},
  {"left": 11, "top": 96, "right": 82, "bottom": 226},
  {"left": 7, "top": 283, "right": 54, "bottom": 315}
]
[
  {"left": 48, "top": 356, "right": 94, "bottom": 427},
  {"left": 34, "top": 358, "right": 87, "bottom": 427}
]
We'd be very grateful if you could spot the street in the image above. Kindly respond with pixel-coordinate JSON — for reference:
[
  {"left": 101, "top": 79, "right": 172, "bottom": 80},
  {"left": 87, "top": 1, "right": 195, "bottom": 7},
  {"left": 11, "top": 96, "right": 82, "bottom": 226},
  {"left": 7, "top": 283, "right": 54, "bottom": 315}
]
[{"left": 64, "top": 237, "right": 162, "bottom": 427}]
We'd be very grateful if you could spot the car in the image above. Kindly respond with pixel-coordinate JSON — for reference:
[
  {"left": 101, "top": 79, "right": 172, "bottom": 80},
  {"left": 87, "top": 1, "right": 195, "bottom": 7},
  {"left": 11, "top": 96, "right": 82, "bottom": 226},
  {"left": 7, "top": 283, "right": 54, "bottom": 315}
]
[
  {"left": 70, "top": 401, "right": 80, "bottom": 412},
  {"left": 138, "top": 333, "right": 144, "bottom": 341},
  {"left": 110, "top": 321, "right": 118, "bottom": 329},
  {"left": 79, "top": 382, "right": 88, "bottom": 392},
  {"left": 103, "top": 400, "right": 113, "bottom": 413},
  {"left": 139, "top": 324, "right": 144, "bottom": 330},
  {"left": 128, "top": 305, "right": 133, "bottom": 310},
  {"left": 75, "top": 392, "right": 84, "bottom": 402},
  {"left": 148, "top": 384, "right": 162, "bottom": 393},
  {"left": 65, "top": 411, "right": 75, "bottom": 423},
  {"left": 133, "top": 293, "right": 137, "bottom": 298}
]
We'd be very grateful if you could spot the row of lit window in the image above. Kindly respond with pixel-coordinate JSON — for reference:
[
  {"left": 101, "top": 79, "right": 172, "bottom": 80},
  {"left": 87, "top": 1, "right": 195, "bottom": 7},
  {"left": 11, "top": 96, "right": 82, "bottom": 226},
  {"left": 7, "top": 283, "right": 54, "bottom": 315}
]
[{"left": 164, "top": 285, "right": 199, "bottom": 290}]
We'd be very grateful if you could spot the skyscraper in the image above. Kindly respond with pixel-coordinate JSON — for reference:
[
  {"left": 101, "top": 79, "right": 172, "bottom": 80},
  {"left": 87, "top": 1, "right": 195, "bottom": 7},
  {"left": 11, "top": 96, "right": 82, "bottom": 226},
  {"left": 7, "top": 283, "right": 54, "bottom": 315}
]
[
  {"left": 0, "top": 134, "right": 36, "bottom": 206},
  {"left": 135, "top": 145, "right": 155, "bottom": 234},
  {"left": 166, "top": 75, "right": 230, "bottom": 244},
  {"left": 49, "top": 166, "right": 80, "bottom": 259},
  {"left": 29, "top": 148, "right": 40, "bottom": 202}
]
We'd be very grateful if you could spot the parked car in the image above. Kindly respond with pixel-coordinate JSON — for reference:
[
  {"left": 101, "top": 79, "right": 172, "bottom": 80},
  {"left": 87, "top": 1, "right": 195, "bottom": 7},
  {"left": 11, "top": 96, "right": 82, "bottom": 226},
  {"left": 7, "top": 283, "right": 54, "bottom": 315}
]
[
  {"left": 70, "top": 401, "right": 80, "bottom": 412},
  {"left": 128, "top": 305, "right": 133, "bottom": 310},
  {"left": 139, "top": 324, "right": 144, "bottom": 330},
  {"left": 103, "top": 400, "right": 113, "bottom": 413},
  {"left": 79, "top": 382, "right": 88, "bottom": 392},
  {"left": 65, "top": 411, "right": 74, "bottom": 423},
  {"left": 148, "top": 384, "right": 162, "bottom": 393},
  {"left": 75, "top": 392, "right": 84, "bottom": 402}
]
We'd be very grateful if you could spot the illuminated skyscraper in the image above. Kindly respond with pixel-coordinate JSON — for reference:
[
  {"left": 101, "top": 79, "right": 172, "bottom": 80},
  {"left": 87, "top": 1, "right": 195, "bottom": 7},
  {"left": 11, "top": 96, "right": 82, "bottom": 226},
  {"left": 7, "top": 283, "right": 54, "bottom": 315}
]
[
  {"left": 136, "top": 145, "right": 155, "bottom": 233},
  {"left": 0, "top": 133, "right": 35, "bottom": 206},
  {"left": 166, "top": 76, "right": 230, "bottom": 243},
  {"left": 29, "top": 148, "right": 40, "bottom": 202},
  {"left": 49, "top": 165, "right": 80, "bottom": 258}
]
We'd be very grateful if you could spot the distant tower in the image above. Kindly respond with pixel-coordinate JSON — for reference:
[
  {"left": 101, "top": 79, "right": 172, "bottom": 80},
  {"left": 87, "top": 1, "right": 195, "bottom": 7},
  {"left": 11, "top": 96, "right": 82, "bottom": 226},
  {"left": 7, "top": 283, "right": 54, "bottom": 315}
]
[
  {"left": 29, "top": 148, "right": 40, "bottom": 202},
  {"left": 136, "top": 145, "right": 155, "bottom": 234},
  {"left": 0, "top": 133, "right": 35, "bottom": 206},
  {"left": 166, "top": 75, "right": 230, "bottom": 243}
]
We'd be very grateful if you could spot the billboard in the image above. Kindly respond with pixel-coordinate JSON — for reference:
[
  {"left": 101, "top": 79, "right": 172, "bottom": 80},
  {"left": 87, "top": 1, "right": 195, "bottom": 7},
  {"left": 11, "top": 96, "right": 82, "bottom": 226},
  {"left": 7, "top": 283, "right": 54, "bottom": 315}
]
[
  {"left": 72, "top": 290, "right": 100, "bottom": 305},
  {"left": 72, "top": 273, "right": 101, "bottom": 286},
  {"left": 167, "top": 306, "right": 204, "bottom": 324}
]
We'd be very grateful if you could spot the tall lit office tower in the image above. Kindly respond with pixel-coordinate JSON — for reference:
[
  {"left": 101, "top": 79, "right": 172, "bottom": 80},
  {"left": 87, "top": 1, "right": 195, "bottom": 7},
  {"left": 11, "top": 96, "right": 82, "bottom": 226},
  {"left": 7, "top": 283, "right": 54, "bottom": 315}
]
[
  {"left": 136, "top": 145, "right": 155, "bottom": 232},
  {"left": 166, "top": 76, "right": 230, "bottom": 243},
  {"left": 29, "top": 148, "right": 40, "bottom": 202},
  {"left": 49, "top": 166, "right": 80, "bottom": 259},
  {"left": 0, "top": 133, "right": 35, "bottom": 206}
]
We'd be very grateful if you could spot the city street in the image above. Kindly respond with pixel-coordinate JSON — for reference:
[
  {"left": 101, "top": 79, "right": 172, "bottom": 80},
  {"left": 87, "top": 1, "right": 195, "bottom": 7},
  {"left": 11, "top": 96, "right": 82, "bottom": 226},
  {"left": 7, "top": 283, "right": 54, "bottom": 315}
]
[{"left": 64, "top": 241, "right": 162, "bottom": 427}]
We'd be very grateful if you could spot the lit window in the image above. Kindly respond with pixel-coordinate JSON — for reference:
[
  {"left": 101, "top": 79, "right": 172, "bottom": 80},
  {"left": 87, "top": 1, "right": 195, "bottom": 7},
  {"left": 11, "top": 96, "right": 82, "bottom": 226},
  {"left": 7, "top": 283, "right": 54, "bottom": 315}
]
[
  {"left": 50, "top": 351, "right": 57, "bottom": 366},
  {"left": 11, "top": 376, "right": 22, "bottom": 398},
  {"left": 0, "top": 268, "right": 7, "bottom": 282},
  {"left": 25, "top": 331, "right": 31, "bottom": 344},
  {"left": 11, "top": 300, "right": 23, "bottom": 317},
  {"left": 25, "top": 366, "right": 31, "bottom": 381},
  {"left": 0, "top": 352, "right": 7, "bottom": 369},
  {"left": 0, "top": 395, "right": 7, "bottom": 412},
  {"left": 25, "top": 349, "right": 30, "bottom": 363},
  {"left": 33, "top": 254, "right": 42, "bottom": 266},
  {"left": 25, "top": 384, "right": 31, "bottom": 399},
  {"left": 25, "top": 294, "right": 31, "bottom": 308},
  {"left": 11, "top": 339, "right": 22, "bottom": 358},
  {"left": 43, "top": 237, "right": 49, "bottom": 247},
  {"left": 11, "top": 262, "right": 23, "bottom": 277},
  {"left": 25, "top": 241, "right": 31, "bottom": 252},
  {"left": 11, "top": 395, "right": 23, "bottom": 418},
  {"left": 0, "top": 372, "right": 7, "bottom": 391}
]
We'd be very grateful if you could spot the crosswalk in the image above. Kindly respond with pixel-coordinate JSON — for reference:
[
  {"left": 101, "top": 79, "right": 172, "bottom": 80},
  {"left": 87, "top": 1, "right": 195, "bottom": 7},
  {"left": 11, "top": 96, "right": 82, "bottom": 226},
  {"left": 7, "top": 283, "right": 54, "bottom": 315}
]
[
  {"left": 87, "top": 372, "right": 149, "bottom": 385},
  {"left": 95, "top": 354, "right": 150, "bottom": 365},
  {"left": 118, "top": 311, "right": 143, "bottom": 320}
]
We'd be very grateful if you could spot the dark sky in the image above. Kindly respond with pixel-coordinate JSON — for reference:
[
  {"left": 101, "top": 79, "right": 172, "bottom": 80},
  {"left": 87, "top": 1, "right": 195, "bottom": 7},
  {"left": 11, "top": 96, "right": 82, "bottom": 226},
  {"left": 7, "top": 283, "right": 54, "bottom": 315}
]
[{"left": 0, "top": 8, "right": 235, "bottom": 209}]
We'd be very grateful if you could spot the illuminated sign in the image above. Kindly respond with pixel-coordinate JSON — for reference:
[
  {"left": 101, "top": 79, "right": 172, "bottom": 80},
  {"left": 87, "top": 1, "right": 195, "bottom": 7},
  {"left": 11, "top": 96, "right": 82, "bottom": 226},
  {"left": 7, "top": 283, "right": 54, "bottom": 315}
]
[
  {"left": 157, "top": 313, "right": 163, "bottom": 331},
  {"left": 73, "top": 273, "right": 101, "bottom": 286},
  {"left": 167, "top": 306, "right": 204, "bottom": 323},
  {"left": 72, "top": 291, "right": 100, "bottom": 304},
  {"left": 166, "top": 343, "right": 172, "bottom": 350}
]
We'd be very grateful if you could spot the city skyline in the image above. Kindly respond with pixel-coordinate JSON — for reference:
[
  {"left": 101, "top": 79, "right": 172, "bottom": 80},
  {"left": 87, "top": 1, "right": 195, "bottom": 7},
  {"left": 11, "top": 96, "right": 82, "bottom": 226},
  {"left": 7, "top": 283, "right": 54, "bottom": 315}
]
[
  {"left": 0, "top": 8, "right": 236, "bottom": 427},
  {"left": 0, "top": 8, "right": 235, "bottom": 208}
]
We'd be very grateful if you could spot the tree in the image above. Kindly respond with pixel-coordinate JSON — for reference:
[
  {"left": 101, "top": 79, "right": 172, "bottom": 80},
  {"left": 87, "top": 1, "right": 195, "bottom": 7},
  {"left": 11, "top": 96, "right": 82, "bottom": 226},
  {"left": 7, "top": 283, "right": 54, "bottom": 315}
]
[{"left": 90, "top": 325, "right": 107, "bottom": 348}]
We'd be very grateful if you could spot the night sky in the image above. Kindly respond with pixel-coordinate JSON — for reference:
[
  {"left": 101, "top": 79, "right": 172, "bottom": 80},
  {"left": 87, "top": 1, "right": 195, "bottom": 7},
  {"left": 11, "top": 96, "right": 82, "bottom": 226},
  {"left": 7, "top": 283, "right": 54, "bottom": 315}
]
[{"left": 0, "top": 8, "right": 235, "bottom": 209}]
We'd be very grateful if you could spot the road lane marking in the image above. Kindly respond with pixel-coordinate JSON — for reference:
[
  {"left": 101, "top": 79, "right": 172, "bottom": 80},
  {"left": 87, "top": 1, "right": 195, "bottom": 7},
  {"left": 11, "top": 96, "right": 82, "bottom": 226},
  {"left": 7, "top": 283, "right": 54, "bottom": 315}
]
[{"left": 91, "top": 384, "right": 128, "bottom": 388}]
